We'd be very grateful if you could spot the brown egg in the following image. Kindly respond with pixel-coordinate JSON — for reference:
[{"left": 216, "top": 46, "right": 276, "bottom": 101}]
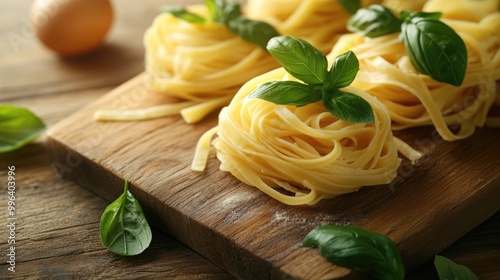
[{"left": 29, "top": 0, "right": 113, "bottom": 56}]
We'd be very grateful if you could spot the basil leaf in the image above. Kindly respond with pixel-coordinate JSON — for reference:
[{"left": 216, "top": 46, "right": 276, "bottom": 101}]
[
  {"left": 401, "top": 17, "right": 467, "bottom": 86},
  {"left": 267, "top": 36, "right": 327, "bottom": 85},
  {"left": 162, "top": 7, "right": 206, "bottom": 24},
  {"left": 327, "top": 50, "right": 359, "bottom": 89},
  {"left": 400, "top": 10, "right": 442, "bottom": 21},
  {"left": 203, "top": 0, "right": 279, "bottom": 49},
  {"left": 249, "top": 81, "right": 322, "bottom": 106},
  {"left": 0, "top": 104, "right": 46, "bottom": 153},
  {"left": 322, "top": 89, "right": 375, "bottom": 123},
  {"left": 347, "top": 5, "right": 402, "bottom": 38},
  {"left": 227, "top": 17, "right": 280, "bottom": 50},
  {"left": 221, "top": 2, "right": 242, "bottom": 23},
  {"left": 304, "top": 225, "right": 404, "bottom": 280},
  {"left": 434, "top": 255, "right": 479, "bottom": 280},
  {"left": 205, "top": 0, "right": 223, "bottom": 22},
  {"left": 100, "top": 179, "right": 152, "bottom": 256},
  {"left": 338, "top": 0, "right": 361, "bottom": 14}
]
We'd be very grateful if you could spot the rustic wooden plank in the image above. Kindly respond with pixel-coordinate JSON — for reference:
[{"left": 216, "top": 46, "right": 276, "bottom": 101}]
[
  {"left": 45, "top": 74, "right": 500, "bottom": 279},
  {"left": 0, "top": 69, "right": 231, "bottom": 280},
  {"left": 0, "top": 138, "right": 233, "bottom": 280},
  {"left": 0, "top": 135, "right": 496, "bottom": 280}
]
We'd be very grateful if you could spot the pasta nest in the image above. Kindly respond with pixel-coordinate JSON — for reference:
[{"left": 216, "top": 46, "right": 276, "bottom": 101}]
[
  {"left": 245, "top": 0, "right": 371, "bottom": 53},
  {"left": 143, "top": 5, "right": 279, "bottom": 101},
  {"left": 212, "top": 68, "right": 401, "bottom": 205},
  {"left": 327, "top": 11, "right": 500, "bottom": 141},
  {"left": 144, "top": 0, "right": 385, "bottom": 100}
]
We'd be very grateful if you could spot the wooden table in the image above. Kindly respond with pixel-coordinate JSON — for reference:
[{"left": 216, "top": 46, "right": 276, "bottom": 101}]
[{"left": 0, "top": 1, "right": 498, "bottom": 279}]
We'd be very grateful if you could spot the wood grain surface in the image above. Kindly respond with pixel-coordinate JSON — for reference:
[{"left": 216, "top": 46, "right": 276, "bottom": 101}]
[
  {"left": 45, "top": 72, "right": 500, "bottom": 279},
  {"left": 0, "top": 0, "right": 231, "bottom": 279},
  {"left": 1, "top": 0, "right": 499, "bottom": 279}
]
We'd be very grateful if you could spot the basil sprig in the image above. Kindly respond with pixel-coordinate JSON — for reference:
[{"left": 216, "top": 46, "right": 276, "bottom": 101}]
[
  {"left": 249, "top": 36, "right": 374, "bottom": 124},
  {"left": 0, "top": 104, "right": 46, "bottom": 153},
  {"left": 347, "top": 5, "right": 467, "bottom": 86},
  {"left": 304, "top": 225, "right": 405, "bottom": 280},
  {"left": 100, "top": 179, "right": 152, "bottom": 256},
  {"left": 162, "top": 0, "right": 279, "bottom": 50},
  {"left": 434, "top": 255, "right": 479, "bottom": 280}
]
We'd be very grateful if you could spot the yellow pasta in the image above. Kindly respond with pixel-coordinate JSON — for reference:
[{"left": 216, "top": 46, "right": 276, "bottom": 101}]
[
  {"left": 382, "top": 0, "right": 429, "bottom": 12},
  {"left": 193, "top": 68, "right": 401, "bottom": 205},
  {"left": 327, "top": 10, "right": 500, "bottom": 141},
  {"left": 144, "top": 6, "right": 274, "bottom": 99},
  {"left": 246, "top": 0, "right": 381, "bottom": 53},
  {"left": 95, "top": 0, "right": 383, "bottom": 123},
  {"left": 423, "top": 0, "right": 499, "bottom": 22},
  {"left": 94, "top": 4, "right": 277, "bottom": 123}
]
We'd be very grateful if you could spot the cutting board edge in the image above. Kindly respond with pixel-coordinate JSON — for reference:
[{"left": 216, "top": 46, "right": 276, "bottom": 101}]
[{"left": 401, "top": 175, "right": 500, "bottom": 272}]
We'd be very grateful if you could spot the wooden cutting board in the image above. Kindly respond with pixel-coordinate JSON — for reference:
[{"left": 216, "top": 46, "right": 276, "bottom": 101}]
[{"left": 45, "top": 73, "right": 500, "bottom": 279}]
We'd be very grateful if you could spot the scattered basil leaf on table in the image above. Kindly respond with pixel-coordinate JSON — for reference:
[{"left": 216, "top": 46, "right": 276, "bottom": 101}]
[
  {"left": 434, "top": 255, "right": 479, "bottom": 280},
  {"left": 0, "top": 104, "right": 46, "bottom": 153},
  {"left": 249, "top": 36, "right": 374, "bottom": 124},
  {"left": 338, "top": 0, "right": 361, "bottom": 15},
  {"left": 163, "top": 0, "right": 279, "bottom": 50},
  {"left": 100, "top": 179, "right": 152, "bottom": 256},
  {"left": 347, "top": 5, "right": 467, "bottom": 86},
  {"left": 304, "top": 225, "right": 405, "bottom": 280}
]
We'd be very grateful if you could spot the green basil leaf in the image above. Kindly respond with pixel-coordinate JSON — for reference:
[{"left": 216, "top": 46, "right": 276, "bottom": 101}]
[
  {"left": 221, "top": 2, "right": 242, "bottom": 23},
  {"left": 338, "top": 0, "right": 361, "bottom": 14},
  {"left": 327, "top": 50, "right": 359, "bottom": 89},
  {"left": 267, "top": 36, "right": 327, "bottom": 85},
  {"left": 162, "top": 7, "right": 206, "bottom": 24},
  {"left": 434, "top": 255, "right": 479, "bottom": 280},
  {"left": 205, "top": 0, "right": 224, "bottom": 22},
  {"left": 227, "top": 17, "right": 280, "bottom": 50},
  {"left": 0, "top": 104, "right": 46, "bottom": 153},
  {"left": 256, "top": 36, "right": 371, "bottom": 123},
  {"left": 401, "top": 17, "right": 467, "bottom": 86},
  {"left": 249, "top": 81, "right": 322, "bottom": 106},
  {"left": 205, "top": 0, "right": 218, "bottom": 21},
  {"left": 347, "top": 5, "right": 402, "bottom": 38},
  {"left": 206, "top": 0, "right": 241, "bottom": 23},
  {"left": 304, "top": 225, "right": 404, "bottom": 280},
  {"left": 322, "top": 89, "right": 375, "bottom": 123},
  {"left": 400, "top": 10, "right": 442, "bottom": 21},
  {"left": 100, "top": 179, "right": 152, "bottom": 256}
]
